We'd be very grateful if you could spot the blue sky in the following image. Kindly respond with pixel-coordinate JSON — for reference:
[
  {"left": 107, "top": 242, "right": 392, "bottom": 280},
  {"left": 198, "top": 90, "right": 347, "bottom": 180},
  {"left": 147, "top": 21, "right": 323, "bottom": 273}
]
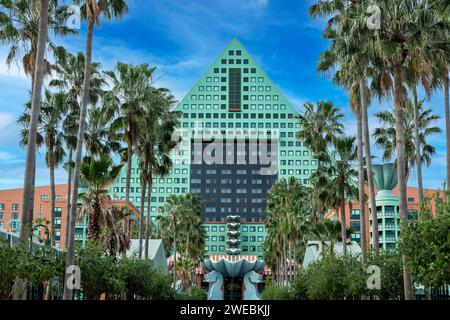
[{"left": 0, "top": 0, "right": 446, "bottom": 190}]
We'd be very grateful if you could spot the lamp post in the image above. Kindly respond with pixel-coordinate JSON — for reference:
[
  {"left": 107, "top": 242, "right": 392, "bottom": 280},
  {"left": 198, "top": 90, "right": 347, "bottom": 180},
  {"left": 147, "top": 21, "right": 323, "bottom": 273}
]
[{"left": 29, "top": 223, "right": 50, "bottom": 254}]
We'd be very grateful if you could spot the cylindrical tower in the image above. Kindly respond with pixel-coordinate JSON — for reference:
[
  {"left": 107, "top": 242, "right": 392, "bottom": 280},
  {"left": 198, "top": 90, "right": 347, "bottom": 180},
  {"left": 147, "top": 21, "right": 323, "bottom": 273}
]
[{"left": 369, "top": 163, "right": 401, "bottom": 250}]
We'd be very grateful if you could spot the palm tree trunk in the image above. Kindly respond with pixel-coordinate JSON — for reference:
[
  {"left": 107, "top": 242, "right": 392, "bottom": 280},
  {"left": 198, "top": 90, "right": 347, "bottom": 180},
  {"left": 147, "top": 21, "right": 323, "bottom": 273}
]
[
  {"left": 360, "top": 77, "right": 379, "bottom": 254},
  {"left": 138, "top": 178, "right": 146, "bottom": 259},
  {"left": 292, "top": 242, "right": 296, "bottom": 277},
  {"left": 412, "top": 85, "right": 424, "bottom": 203},
  {"left": 283, "top": 239, "right": 288, "bottom": 285},
  {"left": 276, "top": 257, "right": 280, "bottom": 285},
  {"left": 445, "top": 69, "right": 450, "bottom": 195},
  {"left": 65, "top": 147, "right": 73, "bottom": 249},
  {"left": 290, "top": 241, "right": 293, "bottom": 283},
  {"left": 393, "top": 64, "right": 414, "bottom": 301},
  {"left": 123, "top": 139, "right": 132, "bottom": 236},
  {"left": 14, "top": 0, "right": 49, "bottom": 301},
  {"left": 355, "top": 101, "right": 367, "bottom": 263},
  {"left": 316, "top": 160, "right": 324, "bottom": 222},
  {"left": 63, "top": 18, "right": 94, "bottom": 301},
  {"left": 49, "top": 156, "right": 56, "bottom": 244},
  {"left": 144, "top": 169, "right": 153, "bottom": 260},
  {"left": 19, "top": 0, "right": 49, "bottom": 243},
  {"left": 185, "top": 235, "right": 190, "bottom": 258},
  {"left": 340, "top": 197, "right": 347, "bottom": 256}
]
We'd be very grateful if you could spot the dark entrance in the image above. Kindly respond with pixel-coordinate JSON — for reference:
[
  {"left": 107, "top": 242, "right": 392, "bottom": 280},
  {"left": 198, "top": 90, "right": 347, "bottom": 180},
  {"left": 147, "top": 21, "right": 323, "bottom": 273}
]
[{"left": 224, "top": 277, "right": 243, "bottom": 300}]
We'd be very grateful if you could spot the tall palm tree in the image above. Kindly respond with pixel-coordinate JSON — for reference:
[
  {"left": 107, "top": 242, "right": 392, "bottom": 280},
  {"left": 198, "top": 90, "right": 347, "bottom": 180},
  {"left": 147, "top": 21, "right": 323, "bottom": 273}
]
[
  {"left": 317, "top": 38, "right": 371, "bottom": 258},
  {"left": 403, "top": 41, "right": 450, "bottom": 203},
  {"left": 351, "top": 86, "right": 368, "bottom": 261},
  {"left": 0, "top": 1, "right": 74, "bottom": 248},
  {"left": 297, "top": 101, "right": 344, "bottom": 221},
  {"left": 104, "top": 62, "right": 155, "bottom": 238},
  {"left": 373, "top": 100, "right": 442, "bottom": 181},
  {"left": 312, "top": 0, "right": 380, "bottom": 256},
  {"left": 64, "top": 0, "right": 128, "bottom": 301},
  {"left": 354, "top": 0, "right": 450, "bottom": 299},
  {"left": 50, "top": 47, "right": 106, "bottom": 247},
  {"left": 135, "top": 88, "right": 179, "bottom": 259},
  {"left": 18, "top": 91, "right": 67, "bottom": 243},
  {"left": 432, "top": 0, "right": 450, "bottom": 197},
  {"left": 326, "top": 136, "right": 359, "bottom": 255}
]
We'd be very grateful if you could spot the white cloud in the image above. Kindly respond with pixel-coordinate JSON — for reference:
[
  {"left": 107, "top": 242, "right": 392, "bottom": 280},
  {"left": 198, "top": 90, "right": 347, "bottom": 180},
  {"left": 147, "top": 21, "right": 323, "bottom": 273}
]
[
  {"left": 0, "top": 112, "right": 15, "bottom": 131},
  {"left": 247, "top": 0, "right": 269, "bottom": 8},
  {"left": 0, "top": 151, "right": 22, "bottom": 163}
]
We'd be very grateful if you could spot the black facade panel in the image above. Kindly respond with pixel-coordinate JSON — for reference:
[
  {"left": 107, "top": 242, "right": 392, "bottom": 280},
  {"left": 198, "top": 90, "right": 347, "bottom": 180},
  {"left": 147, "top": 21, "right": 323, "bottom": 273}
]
[{"left": 190, "top": 139, "right": 278, "bottom": 223}]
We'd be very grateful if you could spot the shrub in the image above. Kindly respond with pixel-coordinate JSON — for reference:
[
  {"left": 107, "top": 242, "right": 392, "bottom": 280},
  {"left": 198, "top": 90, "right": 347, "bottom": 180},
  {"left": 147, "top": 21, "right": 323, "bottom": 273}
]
[
  {"left": 76, "top": 241, "right": 122, "bottom": 299},
  {"left": 366, "top": 250, "right": 403, "bottom": 300},
  {"left": 399, "top": 206, "right": 450, "bottom": 289},
  {"left": 299, "top": 254, "right": 366, "bottom": 300},
  {"left": 261, "top": 284, "right": 293, "bottom": 300},
  {"left": 176, "top": 285, "right": 207, "bottom": 300},
  {"left": 0, "top": 240, "right": 18, "bottom": 299}
]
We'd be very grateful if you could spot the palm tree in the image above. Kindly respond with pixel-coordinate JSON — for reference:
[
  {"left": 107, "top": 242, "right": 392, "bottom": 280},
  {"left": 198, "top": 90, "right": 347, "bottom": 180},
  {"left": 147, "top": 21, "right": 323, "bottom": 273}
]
[
  {"left": 327, "top": 136, "right": 359, "bottom": 255},
  {"left": 311, "top": 219, "right": 351, "bottom": 256},
  {"left": 312, "top": 0, "right": 382, "bottom": 256},
  {"left": 0, "top": 0, "right": 74, "bottom": 86},
  {"left": 176, "top": 256, "right": 198, "bottom": 292},
  {"left": 135, "top": 88, "right": 179, "bottom": 259},
  {"left": 432, "top": 0, "right": 450, "bottom": 12},
  {"left": 430, "top": 6, "right": 450, "bottom": 194},
  {"left": 348, "top": 0, "right": 450, "bottom": 300},
  {"left": 50, "top": 47, "right": 106, "bottom": 247},
  {"left": 64, "top": 0, "right": 128, "bottom": 301},
  {"left": 157, "top": 194, "right": 205, "bottom": 288},
  {"left": 104, "top": 62, "right": 155, "bottom": 238},
  {"left": 17, "top": 91, "right": 67, "bottom": 244},
  {"left": 373, "top": 100, "right": 442, "bottom": 181},
  {"left": 0, "top": 1, "right": 74, "bottom": 248},
  {"left": 316, "top": 34, "right": 371, "bottom": 258},
  {"left": 264, "top": 177, "right": 312, "bottom": 284},
  {"left": 77, "top": 157, "right": 129, "bottom": 260},
  {"left": 84, "top": 107, "right": 122, "bottom": 163},
  {"left": 178, "top": 193, "right": 205, "bottom": 261},
  {"left": 297, "top": 101, "right": 344, "bottom": 221}
]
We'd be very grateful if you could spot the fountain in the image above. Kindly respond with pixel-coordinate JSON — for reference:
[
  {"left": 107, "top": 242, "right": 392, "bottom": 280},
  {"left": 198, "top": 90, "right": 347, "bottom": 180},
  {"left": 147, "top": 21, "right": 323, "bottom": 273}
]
[{"left": 203, "top": 215, "right": 265, "bottom": 300}]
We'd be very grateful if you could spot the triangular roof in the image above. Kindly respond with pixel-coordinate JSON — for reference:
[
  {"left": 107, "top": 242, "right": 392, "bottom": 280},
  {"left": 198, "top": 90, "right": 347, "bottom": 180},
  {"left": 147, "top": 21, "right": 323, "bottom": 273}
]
[{"left": 174, "top": 39, "right": 298, "bottom": 115}]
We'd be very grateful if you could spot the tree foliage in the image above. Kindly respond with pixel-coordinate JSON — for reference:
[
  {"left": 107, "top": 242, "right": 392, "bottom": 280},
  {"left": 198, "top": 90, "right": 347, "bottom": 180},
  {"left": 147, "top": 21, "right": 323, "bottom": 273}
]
[{"left": 399, "top": 204, "right": 450, "bottom": 289}]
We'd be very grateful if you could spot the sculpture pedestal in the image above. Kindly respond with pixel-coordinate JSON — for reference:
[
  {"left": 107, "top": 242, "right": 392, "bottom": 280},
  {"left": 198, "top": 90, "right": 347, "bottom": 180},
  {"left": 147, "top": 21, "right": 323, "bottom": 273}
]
[{"left": 203, "top": 255, "right": 264, "bottom": 301}]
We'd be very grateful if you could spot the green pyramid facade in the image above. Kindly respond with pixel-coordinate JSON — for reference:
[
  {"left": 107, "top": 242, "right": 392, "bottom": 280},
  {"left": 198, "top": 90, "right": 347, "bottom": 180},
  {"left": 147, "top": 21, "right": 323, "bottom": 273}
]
[{"left": 174, "top": 39, "right": 298, "bottom": 115}]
